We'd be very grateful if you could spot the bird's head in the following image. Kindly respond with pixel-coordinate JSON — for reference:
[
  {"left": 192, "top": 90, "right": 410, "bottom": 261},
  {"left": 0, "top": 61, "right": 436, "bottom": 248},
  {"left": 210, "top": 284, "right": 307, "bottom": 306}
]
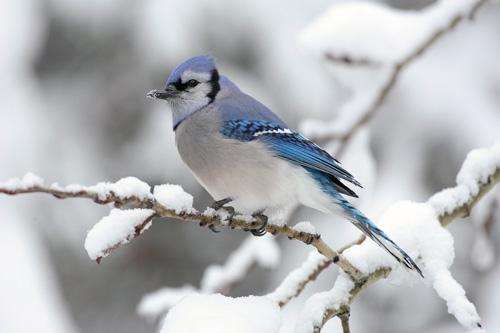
[{"left": 147, "top": 55, "right": 220, "bottom": 115}]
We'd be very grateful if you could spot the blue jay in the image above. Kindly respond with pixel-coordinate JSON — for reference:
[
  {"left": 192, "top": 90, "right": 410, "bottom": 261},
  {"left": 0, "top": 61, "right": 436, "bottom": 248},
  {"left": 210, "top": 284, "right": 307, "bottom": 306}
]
[{"left": 147, "top": 55, "right": 422, "bottom": 276}]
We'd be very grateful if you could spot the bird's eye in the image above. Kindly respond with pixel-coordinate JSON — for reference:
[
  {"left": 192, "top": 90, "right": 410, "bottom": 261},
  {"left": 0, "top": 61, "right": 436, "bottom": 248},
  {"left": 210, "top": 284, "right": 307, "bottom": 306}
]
[{"left": 187, "top": 79, "right": 199, "bottom": 88}]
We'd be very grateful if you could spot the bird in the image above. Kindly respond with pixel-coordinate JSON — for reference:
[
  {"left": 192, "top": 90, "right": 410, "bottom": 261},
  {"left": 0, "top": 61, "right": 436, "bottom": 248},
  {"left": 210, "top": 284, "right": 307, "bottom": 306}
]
[{"left": 147, "top": 55, "right": 423, "bottom": 276}]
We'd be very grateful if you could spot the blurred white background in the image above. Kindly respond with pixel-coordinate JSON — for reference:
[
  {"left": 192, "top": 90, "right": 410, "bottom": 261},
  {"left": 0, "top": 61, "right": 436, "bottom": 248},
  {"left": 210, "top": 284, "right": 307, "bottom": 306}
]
[{"left": 1, "top": 0, "right": 499, "bottom": 332}]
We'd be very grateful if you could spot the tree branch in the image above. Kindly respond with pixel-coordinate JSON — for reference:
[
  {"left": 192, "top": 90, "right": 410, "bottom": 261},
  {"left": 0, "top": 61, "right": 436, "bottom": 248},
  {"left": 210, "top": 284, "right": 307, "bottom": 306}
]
[
  {"left": 274, "top": 0, "right": 490, "bottom": 309},
  {"left": 0, "top": 174, "right": 365, "bottom": 280},
  {"left": 439, "top": 168, "right": 500, "bottom": 227},
  {"left": 310, "top": 0, "right": 488, "bottom": 154},
  {"left": 267, "top": 251, "right": 331, "bottom": 307},
  {"left": 310, "top": 160, "right": 500, "bottom": 332},
  {"left": 313, "top": 268, "right": 391, "bottom": 333}
]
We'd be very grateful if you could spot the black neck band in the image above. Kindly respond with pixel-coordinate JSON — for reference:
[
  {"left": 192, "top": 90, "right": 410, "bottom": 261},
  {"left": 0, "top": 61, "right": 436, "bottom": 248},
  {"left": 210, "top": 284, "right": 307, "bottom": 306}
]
[{"left": 206, "top": 69, "right": 220, "bottom": 104}]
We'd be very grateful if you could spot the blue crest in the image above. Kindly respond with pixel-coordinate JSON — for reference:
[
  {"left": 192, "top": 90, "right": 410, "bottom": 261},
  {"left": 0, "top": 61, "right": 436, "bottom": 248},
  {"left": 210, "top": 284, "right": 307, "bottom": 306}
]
[{"left": 167, "top": 55, "right": 216, "bottom": 85}]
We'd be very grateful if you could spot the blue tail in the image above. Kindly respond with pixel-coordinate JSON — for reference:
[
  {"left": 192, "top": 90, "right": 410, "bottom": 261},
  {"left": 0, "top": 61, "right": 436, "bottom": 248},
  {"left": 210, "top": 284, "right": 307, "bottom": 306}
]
[
  {"left": 335, "top": 193, "right": 423, "bottom": 277},
  {"left": 308, "top": 169, "right": 423, "bottom": 277}
]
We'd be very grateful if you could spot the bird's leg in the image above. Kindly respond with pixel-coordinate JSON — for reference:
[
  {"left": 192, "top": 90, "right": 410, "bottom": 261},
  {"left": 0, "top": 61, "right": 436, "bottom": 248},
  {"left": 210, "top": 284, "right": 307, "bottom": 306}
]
[
  {"left": 250, "top": 210, "right": 268, "bottom": 237},
  {"left": 209, "top": 197, "right": 235, "bottom": 233}
]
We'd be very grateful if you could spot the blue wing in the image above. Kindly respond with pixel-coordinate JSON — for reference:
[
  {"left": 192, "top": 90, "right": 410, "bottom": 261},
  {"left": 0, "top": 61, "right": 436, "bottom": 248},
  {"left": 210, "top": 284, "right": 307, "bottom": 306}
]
[
  {"left": 220, "top": 119, "right": 423, "bottom": 275},
  {"left": 220, "top": 120, "right": 362, "bottom": 193}
]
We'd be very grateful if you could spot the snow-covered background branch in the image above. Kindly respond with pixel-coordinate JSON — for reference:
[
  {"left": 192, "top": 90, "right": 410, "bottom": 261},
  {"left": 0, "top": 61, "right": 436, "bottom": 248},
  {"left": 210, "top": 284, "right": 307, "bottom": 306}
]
[{"left": 1, "top": 0, "right": 500, "bottom": 332}]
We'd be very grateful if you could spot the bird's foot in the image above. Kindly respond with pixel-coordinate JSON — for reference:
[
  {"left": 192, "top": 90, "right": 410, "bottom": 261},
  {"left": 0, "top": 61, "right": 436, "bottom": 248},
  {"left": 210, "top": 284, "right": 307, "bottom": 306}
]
[
  {"left": 250, "top": 211, "right": 268, "bottom": 237},
  {"left": 209, "top": 198, "right": 235, "bottom": 233},
  {"left": 301, "top": 232, "right": 316, "bottom": 245}
]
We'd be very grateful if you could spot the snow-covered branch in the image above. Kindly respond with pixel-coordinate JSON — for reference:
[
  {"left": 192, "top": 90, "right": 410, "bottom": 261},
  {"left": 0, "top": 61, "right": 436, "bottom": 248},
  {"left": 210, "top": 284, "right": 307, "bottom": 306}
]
[
  {"left": 298, "top": 142, "right": 500, "bottom": 333},
  {"left": 274, "top": 0, "right": 492, "bottom": 317},
  {"left": 0, "top": 173, "right": 364, "bottom": 279},
  {"left": 1, "top": 123, "right": 497, "bottom": 333},
  {"left": 300, "top": 0, "right": 488, "bottom": 151},
  {"left": 267, "top": 251, "right": 331, "bottom": 307}
]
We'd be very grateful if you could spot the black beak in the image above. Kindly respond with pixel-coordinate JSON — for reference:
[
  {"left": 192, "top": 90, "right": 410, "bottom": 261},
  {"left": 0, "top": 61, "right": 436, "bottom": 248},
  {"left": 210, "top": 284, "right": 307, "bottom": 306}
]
[{"left": 146, "top": 85, "right": 177, "bottom": 100}]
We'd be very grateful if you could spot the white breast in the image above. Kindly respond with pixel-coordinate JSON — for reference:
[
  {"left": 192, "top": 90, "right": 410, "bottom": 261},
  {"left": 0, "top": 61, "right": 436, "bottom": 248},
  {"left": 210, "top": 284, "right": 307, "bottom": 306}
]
[{"left": 174, "top": 109, "right": 336, "bottom": 216}]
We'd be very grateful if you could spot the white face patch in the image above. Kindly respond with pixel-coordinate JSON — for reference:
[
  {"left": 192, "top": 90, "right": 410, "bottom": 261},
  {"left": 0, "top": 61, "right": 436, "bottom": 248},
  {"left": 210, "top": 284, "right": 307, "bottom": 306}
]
[
  {"left": 180, "top": 70, "right": 211, "bottom": 83},
  {"left": 253, "top": 128, "right": 293, "bottom": 137}
]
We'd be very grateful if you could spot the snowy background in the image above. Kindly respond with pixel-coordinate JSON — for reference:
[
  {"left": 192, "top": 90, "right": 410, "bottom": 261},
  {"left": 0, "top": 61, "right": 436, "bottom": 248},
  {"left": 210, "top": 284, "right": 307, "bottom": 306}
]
[{"left": 1, "top": 0, "right": 499, "bottom": 332}]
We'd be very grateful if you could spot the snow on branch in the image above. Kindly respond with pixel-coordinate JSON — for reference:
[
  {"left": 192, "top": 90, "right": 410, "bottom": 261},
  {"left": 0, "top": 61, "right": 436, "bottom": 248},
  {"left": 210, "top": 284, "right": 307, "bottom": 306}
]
[
  {"left": 429, "top": 142, "right": 500, "bottom": 226},
  {"left": 296, "top": 141, "right": 500, "bottom": 333},
  {"left": 0, "top": 173, "right": 364, "bottom": 280},
  {"left": 1, "top": 128, "right": 496, "bottom": 333},
  {"left": 85, "top": 208, "right": 156, "bottom": 262},
  {"left": 0, "top": 173, "right": 154, "bottom": 206},
  {"left": 270, "top": 1, "right": 493, "bottom": 324},
  {"left": 267, "top": 251, "right": 330, "bottom": 307},
  {"left": 299, "top": 0, "right": 488, "bottom": 149}
]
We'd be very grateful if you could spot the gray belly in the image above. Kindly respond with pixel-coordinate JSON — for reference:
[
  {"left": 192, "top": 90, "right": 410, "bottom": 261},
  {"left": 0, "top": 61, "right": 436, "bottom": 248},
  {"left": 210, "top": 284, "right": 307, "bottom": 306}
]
[{"left": 174, "top": 109, "right": 299, "bottom": 213}]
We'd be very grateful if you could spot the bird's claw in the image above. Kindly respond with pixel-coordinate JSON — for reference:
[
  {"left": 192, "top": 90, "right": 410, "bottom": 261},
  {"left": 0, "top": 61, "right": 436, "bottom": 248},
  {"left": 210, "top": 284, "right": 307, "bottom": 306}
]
[
  {"left": 211, "top": 197, "right": 233, "bottom": 210},
  {"left": 209, "top": 198, "right": 235, "bottom": 232},
  {"left": 251, "top": 212, "right": 268, "bottom": 237}
]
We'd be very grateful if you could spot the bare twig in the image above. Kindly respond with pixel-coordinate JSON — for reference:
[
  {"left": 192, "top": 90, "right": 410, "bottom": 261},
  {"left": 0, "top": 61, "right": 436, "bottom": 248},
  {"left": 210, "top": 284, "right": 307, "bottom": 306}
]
[
  {"left": 482, "top": 197, "right": 498, "bottom": 236},
  {"left": 324, "top": 53, "right": 379, "bottom": 67},
  {"left": 338, "top": 235, "right": 366, "bottom": 254},
  {"left": 339, "top": 309, "right": 351, "bottom": 333}
]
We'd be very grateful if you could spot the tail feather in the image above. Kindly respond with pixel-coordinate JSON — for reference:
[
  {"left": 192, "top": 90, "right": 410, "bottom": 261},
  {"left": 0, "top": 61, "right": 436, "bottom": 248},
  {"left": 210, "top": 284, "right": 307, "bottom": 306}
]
[
  {"left": 305, "top": 168, "right": 423, "bottom": 277},
  {"left": 336, "top": 195, "right": 424, "bottom": 277}
]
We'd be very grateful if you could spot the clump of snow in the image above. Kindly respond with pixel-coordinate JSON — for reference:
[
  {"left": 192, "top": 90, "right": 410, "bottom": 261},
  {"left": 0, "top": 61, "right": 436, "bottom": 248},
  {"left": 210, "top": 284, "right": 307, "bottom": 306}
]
[
  {"left": 0, "top": 174, "right": 155, "bottom": 202},
  {"left": 299, "top": 0, "right": 479, "bottom": 65},
  {"left": 296, "top": 272, "right": 354, "bottom": 333},
  {"left": 457, "top": 142, "right": 500, "bottom": 195},
  {"left": 292, "top": 221, "right": 317, "bottom": 234},
  {"left": 267, "top": 251, "right": 328, "bottom": 305},
  {"left": 201, "top": 235, "right": 280, "bottom": 293},
  {"left": 429, "top": 142, "right": 500, "bottom": 217},
  {"left": 0, "top": 172, "right": 44, "bottom": 190},
  {"left": 160, "top": 294, "right": 281, "bottom": 333},
  {"left": 431, "top": 268, "right": 483, "bottom": 332},
  {"left": 48, "top": 176, "right": 153, "bottom": 201},
  {"left": 87, "top": 177, "right": 153, "bottom": 201},
  {"left": 84, "top": 208, "right": 155, "bottom": 261},
  {"left": 109, "top": 177, "right": 152, "bottom": 200},
  {"left": 137, "top": 285, "right": 196, "bottom": 319},
  {"left": 153, "top": 184, "right": 194, "bottom": 213},
  {"left": 343, "top": 201, "right": 482, "bottom": 331},
  {"left": 202, "top": 207, "right": 217, "bottom": 217}
]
